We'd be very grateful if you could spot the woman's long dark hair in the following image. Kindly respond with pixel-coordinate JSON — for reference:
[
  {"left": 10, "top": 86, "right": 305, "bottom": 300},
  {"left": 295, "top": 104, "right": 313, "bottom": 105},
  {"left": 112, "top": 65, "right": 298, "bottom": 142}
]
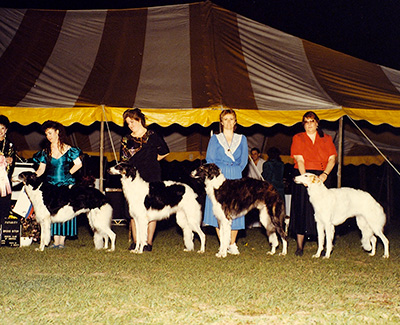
[
  {"left": 41, "top": 120, "right": 69, "bottom": 158},
  {"left": 302, "top": 111, "right": 324, "bottom": 137}
]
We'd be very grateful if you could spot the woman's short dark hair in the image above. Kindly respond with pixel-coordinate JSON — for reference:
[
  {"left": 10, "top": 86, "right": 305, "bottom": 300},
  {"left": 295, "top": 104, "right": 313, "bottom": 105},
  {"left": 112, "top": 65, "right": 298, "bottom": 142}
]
[
  {"left": 301, "top": 111, "right": 324, "bottom": 137},
  {"left": 0, "top": 115, "right": 10, "bottom": 129},
  {"left": 123, "top": 108, "right": 146, "bottom": 128},
  {"left": 251, "top": 147, "right": 260, "bottom": 154}
]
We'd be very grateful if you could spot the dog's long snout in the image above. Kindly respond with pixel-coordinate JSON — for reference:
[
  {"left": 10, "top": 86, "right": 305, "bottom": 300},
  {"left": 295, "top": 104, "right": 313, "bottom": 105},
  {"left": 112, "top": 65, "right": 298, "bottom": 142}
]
[{"left": 107, "top": 165, "right": 119, "bottom": 175}]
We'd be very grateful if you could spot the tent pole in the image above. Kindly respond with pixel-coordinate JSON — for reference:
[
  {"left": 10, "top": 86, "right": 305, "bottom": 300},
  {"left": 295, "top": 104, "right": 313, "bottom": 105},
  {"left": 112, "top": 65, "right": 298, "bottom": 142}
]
[
  {"left": 337, "top": 116, "right": 343, "bottom": 188},
  {"left": 99, "top": 106, "right": 105, "bottom": 192}
]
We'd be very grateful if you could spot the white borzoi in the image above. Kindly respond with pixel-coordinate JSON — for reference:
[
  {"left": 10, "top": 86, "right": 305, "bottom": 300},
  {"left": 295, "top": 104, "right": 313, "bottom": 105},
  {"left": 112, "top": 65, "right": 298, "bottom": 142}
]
[
  {"left": 294, "top": 173, "right": 389, "bottom": 259},
  {"left": 108, "top": 162, "right": 206, "bottom": 254},
  {"left": 191, "top": 163, "right": 288, "bottom": 258},
  {"left": 18, "top": 172, "right": 116, "bottom": 252}
]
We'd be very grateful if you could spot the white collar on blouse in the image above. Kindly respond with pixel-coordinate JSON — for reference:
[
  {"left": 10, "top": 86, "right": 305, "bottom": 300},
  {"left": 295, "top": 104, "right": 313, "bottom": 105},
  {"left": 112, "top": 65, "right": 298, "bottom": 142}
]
[{"left": 216, "top": 133, "right": 242, "bottom": 161}]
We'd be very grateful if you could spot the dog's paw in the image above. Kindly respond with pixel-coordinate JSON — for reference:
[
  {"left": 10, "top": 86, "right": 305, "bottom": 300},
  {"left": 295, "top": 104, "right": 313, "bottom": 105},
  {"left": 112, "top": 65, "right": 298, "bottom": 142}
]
[
  {"left": 216, "top": 252, "right": 227, "bottom": 258},
  {"left": 312, "top": 254, "right": 321, "bottom": 258},
  {"left": 278, "top": 252, "right": 287, "bottom": 256},
  {"left": 197, "top": 249, "right": 205, "bottom": 254},
  {"left": 382, "top": 254, "right": 389, "bottom": 259},
  {"left": 106, "top": 248, "right": 114, "bottom": 252}
]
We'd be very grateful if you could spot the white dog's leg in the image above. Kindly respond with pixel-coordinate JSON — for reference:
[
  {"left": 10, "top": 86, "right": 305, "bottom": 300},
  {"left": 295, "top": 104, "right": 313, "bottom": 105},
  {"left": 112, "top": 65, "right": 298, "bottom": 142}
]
[
  {"left": 323, "top": 224, "right": 335, "bottom": 259},
  {"left": 280, "top": 237, "right": 288, "bottom": 256},
  {"left": 188, "top": 217, "right": 206, "bottom": 254},
  {"left": 356, "top": 216, "right": 373, "bottom": 252},
  {"left": 100, "top": 205, "right": 116, "bottom": 252},
  {"left": 132, "top": 216, "right": 147, "bottom": 254},
  {"left": 105, "top": 230, "right": 116, "bottom": 252},
  {"left": 357, "top": 215, "right": 389, "bottom": 258},
  {"left": 313, "top": 219, "right": 325, "bottom": 258},
  {"left": 216, "top": 218, "right": 231, "bottom": 258},
  {"left": 93, "top": 232, "right": 104, "bottom": 250},
  {"left": 36, "top": 216, "right": 51, "bottom": 251},
  {"left": 374, "top": 231, "right": 390, "bottom": 258},
  {"left": 366, "top": 216, "right": 390, "bottom": 258},
  {"left": 187, "top": 207, "right": 206, "bottom": 254},
  {"left": 103, "top": 233, "right": 109, "bottom": 249},
  {"left": 369, "top": 236, "right": 377, "bottom": 256},
  {"left": 259, "top": 207, "right": 284, "bottom": 256},
  {"left": 266, "top": 232, "right": 278, "bottom": 255},
  {"left": 176, "top": 210, "right": 195, "bottom": 252},
  {"left": 87, "top": 206, "right": 116, "bottom": 252},
  {"left": 196, "top": 227, "right": 206, "bottom": 254}
]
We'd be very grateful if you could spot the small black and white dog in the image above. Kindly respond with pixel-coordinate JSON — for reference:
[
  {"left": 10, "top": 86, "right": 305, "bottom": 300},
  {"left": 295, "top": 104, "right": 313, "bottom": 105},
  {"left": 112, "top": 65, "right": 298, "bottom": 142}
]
[
  {"left": 108, "top": 162, "right": 206, "bottom": 254},
  {"left": 192, "top": 163, "right": 288, "bottom": 258},
  {"left": 18, "top": 172, "right": 116, "bottom": 252}
]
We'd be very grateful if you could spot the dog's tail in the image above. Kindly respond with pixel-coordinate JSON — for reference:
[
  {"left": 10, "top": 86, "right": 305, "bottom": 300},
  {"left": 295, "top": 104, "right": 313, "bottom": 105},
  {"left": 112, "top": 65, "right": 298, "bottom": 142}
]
[{"left": 270, "top": 199, "right": 288, "bottom": 241}]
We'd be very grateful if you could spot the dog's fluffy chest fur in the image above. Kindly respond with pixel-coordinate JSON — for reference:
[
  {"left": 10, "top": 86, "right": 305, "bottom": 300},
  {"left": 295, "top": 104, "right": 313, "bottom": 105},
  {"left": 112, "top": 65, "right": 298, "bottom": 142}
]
[{"left": 24, "top": 185, "right": 49, "bottom": 221}]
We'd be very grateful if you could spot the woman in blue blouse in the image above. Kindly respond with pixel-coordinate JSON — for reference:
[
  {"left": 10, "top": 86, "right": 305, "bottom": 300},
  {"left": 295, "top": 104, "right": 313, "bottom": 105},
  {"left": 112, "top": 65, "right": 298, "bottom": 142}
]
[
  {"left": 34, "top": 120, "right": 82, "bottom": 248},
  {"left": 203, "top": 109, "right": 248, "bottom": 255}
]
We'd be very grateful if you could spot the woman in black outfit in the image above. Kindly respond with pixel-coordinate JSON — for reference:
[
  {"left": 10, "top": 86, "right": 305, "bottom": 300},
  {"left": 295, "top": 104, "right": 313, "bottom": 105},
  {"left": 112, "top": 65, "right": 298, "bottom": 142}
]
[{"left": 120, "top": 108, "right": 169, "bottom": 252}]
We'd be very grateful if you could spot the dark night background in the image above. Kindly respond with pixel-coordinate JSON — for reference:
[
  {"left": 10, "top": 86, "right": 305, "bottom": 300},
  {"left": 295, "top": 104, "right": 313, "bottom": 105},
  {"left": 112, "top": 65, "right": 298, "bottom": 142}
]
[{"left": 2, "top": 0, "right": 400, "bottom": 70}]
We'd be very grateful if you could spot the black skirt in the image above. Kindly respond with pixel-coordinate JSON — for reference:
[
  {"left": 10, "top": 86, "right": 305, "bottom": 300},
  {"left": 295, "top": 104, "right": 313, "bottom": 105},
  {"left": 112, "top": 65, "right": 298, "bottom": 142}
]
[{"left": 289, "top": 169, "right": 333, "bottom": 239}]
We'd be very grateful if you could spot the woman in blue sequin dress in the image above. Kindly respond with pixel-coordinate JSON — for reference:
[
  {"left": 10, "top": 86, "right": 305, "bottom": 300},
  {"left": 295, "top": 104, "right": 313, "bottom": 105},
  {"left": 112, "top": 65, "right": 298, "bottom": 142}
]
[{"left": 33, "top": 121, "right": 82, "bottom": 248}]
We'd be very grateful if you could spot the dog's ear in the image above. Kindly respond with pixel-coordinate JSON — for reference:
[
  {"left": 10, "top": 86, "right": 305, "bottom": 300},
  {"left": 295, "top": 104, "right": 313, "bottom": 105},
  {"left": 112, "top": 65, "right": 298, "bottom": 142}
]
[
  {"left": 124, "top": 164, "right": 137, "bottom": 179},
  {"left": 27, "top": 172, "right": 43, "bottom": 190},
  {"left": 311, "top": 174, "right": 321, "bottom": 184},
  {"left": 208, "top": 163, "right": 221, "bottom": 179}
]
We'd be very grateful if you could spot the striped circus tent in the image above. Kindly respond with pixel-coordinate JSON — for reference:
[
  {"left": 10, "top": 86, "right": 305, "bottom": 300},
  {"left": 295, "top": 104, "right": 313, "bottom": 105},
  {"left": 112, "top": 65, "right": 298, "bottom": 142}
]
[{"left": 1, "top": 1, "right": 400, "bottom": 165}]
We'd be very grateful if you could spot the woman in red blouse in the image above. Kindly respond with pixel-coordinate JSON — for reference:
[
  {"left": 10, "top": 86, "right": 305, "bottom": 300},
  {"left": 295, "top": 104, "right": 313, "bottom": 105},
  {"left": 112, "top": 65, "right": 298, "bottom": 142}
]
[{"left": 289, "top": 111, "right": 337, "bottom": 256}]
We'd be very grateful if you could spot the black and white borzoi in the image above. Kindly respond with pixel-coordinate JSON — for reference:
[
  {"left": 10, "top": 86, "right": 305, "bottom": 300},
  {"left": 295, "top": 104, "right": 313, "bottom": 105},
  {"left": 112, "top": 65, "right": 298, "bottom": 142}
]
[
  {"left": 108, "top": 162, "right": 206, "bottom": 254},
  {"left": 191, "top": 163, "right": 288, "bottom": 258},
  {"left": 294, "top": 173, "right": 389, "bottom": 259},
  {"left": 18, "top": 172, "right": 116, "bottom": 252}
]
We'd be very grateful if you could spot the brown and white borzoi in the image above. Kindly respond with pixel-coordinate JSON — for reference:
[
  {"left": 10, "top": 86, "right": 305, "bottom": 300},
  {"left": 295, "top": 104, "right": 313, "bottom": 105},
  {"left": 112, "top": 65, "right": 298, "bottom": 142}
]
[
  {"left": 108, "top": 162, "right": 206, "bottom": 254},
  {"left": 191, "top": 163, "right": 288, "bottom": 258},
  {"left": 18, "top": 171, "right": 116, "bottom": 252},
  {"left": 294, "top": 173, "right": 389, "bottom": 259}
]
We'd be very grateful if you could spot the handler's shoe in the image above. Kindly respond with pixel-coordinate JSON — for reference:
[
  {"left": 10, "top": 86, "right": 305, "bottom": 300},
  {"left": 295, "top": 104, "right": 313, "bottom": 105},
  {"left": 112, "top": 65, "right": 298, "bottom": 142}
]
[
  {"left": 227, "top": 243, "right": 240, "bottom": 255},
  {"left": 128, "top": 242, "right": 136, "bottom": 251},
  {"left": 143, "top": 244, "right": 153, "bottom": 252}
]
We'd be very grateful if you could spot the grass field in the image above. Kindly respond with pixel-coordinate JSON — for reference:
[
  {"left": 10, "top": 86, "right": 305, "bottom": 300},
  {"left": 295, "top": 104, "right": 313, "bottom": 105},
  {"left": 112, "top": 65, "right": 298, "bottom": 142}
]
[{"left": 1, "top": 220, "right": 399, "bottom": 324}]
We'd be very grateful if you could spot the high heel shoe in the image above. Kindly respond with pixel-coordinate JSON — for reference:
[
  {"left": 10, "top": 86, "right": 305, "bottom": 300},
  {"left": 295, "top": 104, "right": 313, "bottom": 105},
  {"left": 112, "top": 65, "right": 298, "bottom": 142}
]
[{"left": 295, "top": 248, "right": 303, "bottom": 256}]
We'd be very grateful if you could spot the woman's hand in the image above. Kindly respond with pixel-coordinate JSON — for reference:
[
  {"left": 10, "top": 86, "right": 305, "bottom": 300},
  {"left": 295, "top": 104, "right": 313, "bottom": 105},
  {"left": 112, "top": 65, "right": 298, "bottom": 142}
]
[{"left": 319, "top": 172, "right": 328, "bottom": 182}]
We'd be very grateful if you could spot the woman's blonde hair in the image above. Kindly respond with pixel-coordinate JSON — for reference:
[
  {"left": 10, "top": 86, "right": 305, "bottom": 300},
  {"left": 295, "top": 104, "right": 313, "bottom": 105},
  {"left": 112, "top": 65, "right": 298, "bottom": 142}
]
[{"left": 219, "top": 109, "right": 237, "bottom": 132}]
